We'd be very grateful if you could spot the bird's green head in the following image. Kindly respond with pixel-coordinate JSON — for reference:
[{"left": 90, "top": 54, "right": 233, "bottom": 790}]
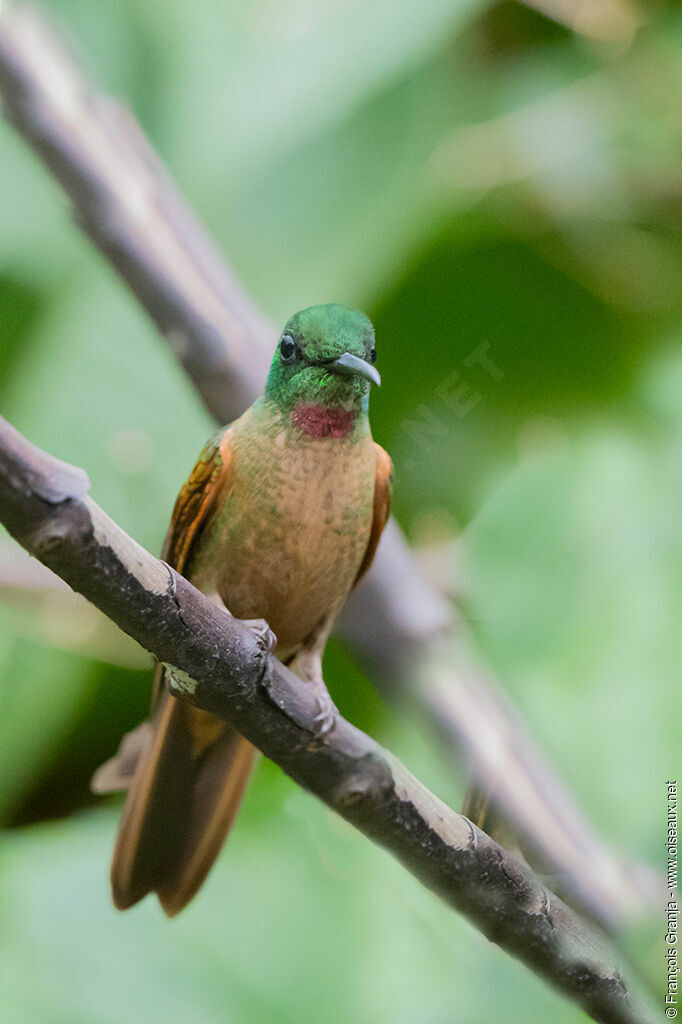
[{"left": 265, "top": 304, "right": 380, "bottom": 438}]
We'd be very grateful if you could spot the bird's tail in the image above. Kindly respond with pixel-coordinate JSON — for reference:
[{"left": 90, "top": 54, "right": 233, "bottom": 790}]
[{"left": 93, "top": 680, "right": 255, "bottom": 916}]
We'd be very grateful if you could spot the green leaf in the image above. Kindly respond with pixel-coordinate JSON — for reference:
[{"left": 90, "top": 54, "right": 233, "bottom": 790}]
[
  {"left": 0, "top": 622, "right": 94, "bottom": 822},
  {"left": 462, "top": 423, "right": 682, "bottom": 857}
]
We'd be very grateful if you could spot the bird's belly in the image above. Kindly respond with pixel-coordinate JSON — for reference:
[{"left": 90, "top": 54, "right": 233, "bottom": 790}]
[
  {"left": 218, "top": 530, "right": 363, "bottom": 654},
  {"left": 189, "top": 429, "right": 376, "bottom": 657}
]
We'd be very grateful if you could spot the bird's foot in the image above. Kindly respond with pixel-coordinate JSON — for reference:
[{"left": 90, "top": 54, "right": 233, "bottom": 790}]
[
  {"left": 310, "top": 677, "right": 338, "bottom": 738},
  {"left": 241, "top": 617, "right": 277, "bottom": 654}
]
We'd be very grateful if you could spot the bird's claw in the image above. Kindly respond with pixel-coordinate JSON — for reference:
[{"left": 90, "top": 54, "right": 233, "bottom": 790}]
[
  {"left": 241, "top": 617, "right": 277, "bottom": 654},
  {"left": 310, "top": 683, "right": 338, "bottom": 738}
]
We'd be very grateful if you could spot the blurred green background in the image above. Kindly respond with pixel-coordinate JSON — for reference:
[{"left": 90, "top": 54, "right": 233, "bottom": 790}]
[{"left": 0, "top": 0, "right": 679, "bottom": 1020}]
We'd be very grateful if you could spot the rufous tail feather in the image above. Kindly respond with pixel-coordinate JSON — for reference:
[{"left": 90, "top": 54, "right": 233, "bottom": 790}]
[{"left": 106, "top": 690, "right": 255, "bottom": 916}]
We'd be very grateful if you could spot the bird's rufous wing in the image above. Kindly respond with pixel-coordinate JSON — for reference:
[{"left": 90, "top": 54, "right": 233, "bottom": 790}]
[
  {"left": 353, "top": 443, "right": 393, "bottom": 587},
  {"left": 149, "top": 428, "right": 234, "bottom": 708},
  {"left": 161, "top": 428, "right": 233, "bottom": 573}
]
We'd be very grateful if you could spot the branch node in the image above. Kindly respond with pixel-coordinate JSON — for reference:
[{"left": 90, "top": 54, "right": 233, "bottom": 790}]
[
  {"left": 163, "top": 561, "right": 191, "bottom": 631},
  {"left": 539, "top": 886, "right": 555, "bottom": 930},
  {"left": 25, "top": 499, "right": 89, "bottom": 556},
  {"left": 465, "top": 816, "right": 478, "bottom": 853},
  {"left": 332, "top": 774, "right": 375, "bottom": 809}
]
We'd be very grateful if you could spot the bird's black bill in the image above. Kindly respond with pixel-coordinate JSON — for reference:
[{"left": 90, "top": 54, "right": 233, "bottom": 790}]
[{"left": 326, "top": 351, "right": 381, "bottom": 387}]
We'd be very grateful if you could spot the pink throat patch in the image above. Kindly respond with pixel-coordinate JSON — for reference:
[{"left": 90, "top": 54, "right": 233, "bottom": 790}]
[{"left": 292, "top": 404, "right": 356, "bottom": 438}]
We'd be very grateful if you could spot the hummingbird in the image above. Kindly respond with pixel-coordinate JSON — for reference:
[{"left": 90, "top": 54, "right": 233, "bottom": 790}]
[{"left": 93, "top": 303, "right": 392, "bottom": 916}]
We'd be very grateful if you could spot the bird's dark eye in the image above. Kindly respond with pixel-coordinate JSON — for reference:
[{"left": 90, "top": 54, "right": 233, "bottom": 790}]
[
  {"left": 280, "top": 334, "right": 298, "bottom": 362},
  {"left": 369, "top": 347, "right": 377, "bottom": 364}
]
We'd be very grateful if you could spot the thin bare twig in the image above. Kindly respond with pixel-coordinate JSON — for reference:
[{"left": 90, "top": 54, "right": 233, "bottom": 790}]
[
  {"left": 0, "top": 2, "right": 657, "bottom": 929},
  {"left": 0, "top": 413, "right": 657, "bottom": 1024}
]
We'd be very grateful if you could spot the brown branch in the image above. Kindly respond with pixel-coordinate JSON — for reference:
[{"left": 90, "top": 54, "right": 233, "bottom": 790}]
[
  {"left": 0, "top": 2, "right": 657, "bottom": 929},
  {"left": 0, "top": 413, "right": 658, "bottom": 1024}
]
